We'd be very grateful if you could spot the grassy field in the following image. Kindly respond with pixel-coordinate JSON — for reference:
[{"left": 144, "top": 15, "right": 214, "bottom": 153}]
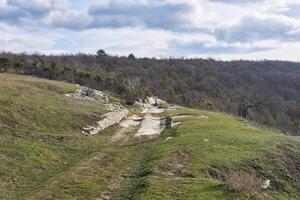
[
  {"left": 134, "top": 108, "right": 300, "bottom": 199},
  {"left": 0, "top": 73, "right": 299, "bottom": 200},
  {"left": 0, "top": 73, "right": 113, "bottom": 199}
]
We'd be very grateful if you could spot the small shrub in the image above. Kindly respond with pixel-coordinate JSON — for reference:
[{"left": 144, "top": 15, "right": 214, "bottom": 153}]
[
  {"left": 225, "top": 171, "right": 262, "bottom": 197},
  {"left": 164, "top": 115, "right": 172, "bottom": 129},
  {"left": 158, "top": 102, "right": 168, "bottom": 109}
]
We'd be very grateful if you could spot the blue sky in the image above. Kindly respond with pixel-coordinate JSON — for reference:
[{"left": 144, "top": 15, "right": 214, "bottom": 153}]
[{"left": 1, "top": 0, "right": 300, "bottom": 61}]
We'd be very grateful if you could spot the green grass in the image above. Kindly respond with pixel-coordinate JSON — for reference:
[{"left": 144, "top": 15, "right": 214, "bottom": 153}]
[
  {"left": 1, "top": 73, "right": 299, "bottom": 200},
  {"left": 133, "top": 108, "right": 300, "bottom": 199},
  {"left": 108, "top": 108, "right": 300, "bottom": 200},
  {"left": 0, "top": 73, "right": 108, "bottom": 135},
  {"left": 0, "top": 73, "right": 113, "bottom": 199}
]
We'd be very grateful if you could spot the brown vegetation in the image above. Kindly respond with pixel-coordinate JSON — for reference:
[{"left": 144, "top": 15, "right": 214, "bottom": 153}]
[{"left": 225, "top": 171, "right": 262, "bottom": 197}]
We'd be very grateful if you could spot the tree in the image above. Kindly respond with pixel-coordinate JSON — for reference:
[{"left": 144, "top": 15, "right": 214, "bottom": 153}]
[
  {"left": 0, "top": 57, "right": 9, "bottom": 73},
  {"left": 96, "top": 49, "right": 107, "bottom": 57},
  {"left": 238, "top": 93, "right": 269, "bottom": 119},
  {"left": 128, "top": 53, "right": 135, "bottom": 60}
]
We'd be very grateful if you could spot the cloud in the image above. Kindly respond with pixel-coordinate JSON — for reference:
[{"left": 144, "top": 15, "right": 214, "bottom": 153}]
[
  {"left": 0, "top": 0, "right": 67, "bottom": 25},
  {"left": 7, "top": 0, "right": 54, "bottom": 16},
  {"left": 88, "top": 0, "right": 198, "bottom": 32},
  {"left": 0, "top": 0, "right": 201, "bottom": 32},
  {"left": 0, "top": 6, "right": 27, "bottom": 23},
  {"left": 169, "top": 39, "right": 272, "bottom": 55},
  {"left": 47, "top": 10, "right": 92, "bottom": 30},
  {"left": 0, "top": 0, "right": 300, "bottom": 60},
  {"left": 215, "top": 15, "right": 300, "bottom": 43},
  {"left": 280, "top": 4, "right": 300, "bottom": 18},
  {"left": 0, "top": 22, "right": 57, "bottom": 52},
  {"left": 209, "top": 0, "right": 261, "bottom": 4}
]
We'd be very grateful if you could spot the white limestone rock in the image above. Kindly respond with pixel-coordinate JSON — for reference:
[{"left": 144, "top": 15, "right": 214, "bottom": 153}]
[{"left": 261, "top": 179, "right": 271, "bottom": 189}]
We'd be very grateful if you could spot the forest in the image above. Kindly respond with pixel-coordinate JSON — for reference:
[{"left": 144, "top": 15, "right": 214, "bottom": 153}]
[{"left": 0, "top": 51, "right": 299, "bottom": 136}]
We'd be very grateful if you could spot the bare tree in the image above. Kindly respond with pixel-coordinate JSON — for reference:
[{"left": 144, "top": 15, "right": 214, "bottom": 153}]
[{"left": 238, "top": 88, "right": 270, "bottom": 119}]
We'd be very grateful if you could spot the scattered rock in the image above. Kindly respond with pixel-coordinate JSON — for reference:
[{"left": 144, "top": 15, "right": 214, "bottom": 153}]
[
  {"left": 203, "top": 138, "right": 210, "bottom": 143},
  {"left": 167, "top": 104, "right": 183, "bottom": 111},
  {"left": 97, "top": 192, "right": 111, "bottom": 200},
  {"left": 261, "top": 179, "right": 271, "bottom": 189},
  {"left": 64, "top": 88, "right": 108, "bottom": 102},
  {"left": 165, "top": 137, "right": 173, "bottom": 141},
  {"left": 138, "top": 97, "right": 166, "bottom": 114},
  {"left": 171, "top": 122, "right": 182, "bottom": 127},
  {"left": 172, "top": 115, "right": 208, "bottom": 120},
  {"left": 172, "top": 115, "right": 192, "bottom": 120},
  {"left": 199, "top": 115, "right": 208, "bottom": 119}
]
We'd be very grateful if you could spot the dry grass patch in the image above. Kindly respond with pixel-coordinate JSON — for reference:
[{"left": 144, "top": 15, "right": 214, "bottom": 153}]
[{"left": 225, "top": 171, "right": 262, "bottom": 197}]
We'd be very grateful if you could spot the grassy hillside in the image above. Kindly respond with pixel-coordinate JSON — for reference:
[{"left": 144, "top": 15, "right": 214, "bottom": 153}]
[
  {"left": 0, "top": 73, "right": 299, "bottom": 200},
  {"left": 136, "top": 108, "right": 300, "bottom": 199},
  {"left": 0, "top": 73, "right": 114, "bottom": 199}
]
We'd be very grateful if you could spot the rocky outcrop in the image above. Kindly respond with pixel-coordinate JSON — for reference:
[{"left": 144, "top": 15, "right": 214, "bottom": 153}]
[
  {"left": 64, "top": 87, "right": 109, "bottom": 102},
  {"left": 82, "top": 105, "right": 129, "bottom": 135},
  {"left": 64, "top": 88, "right": 129, "bottom": 135}
]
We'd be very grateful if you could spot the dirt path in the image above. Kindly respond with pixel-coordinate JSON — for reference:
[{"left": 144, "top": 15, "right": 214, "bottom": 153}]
[
  {"left": 135, "top": 113, "right": 163, "bottom": 137},
  {"left": 112, "top": 115, "right": 142, "bottom": 142},
  {"left": 134, "top": 97, "right": 165, "bottom": 138},
  {"left": 27, "top": 92, "right": 170, "bottom": 199},
  {"left": 66, "top": 88, "right": 165, "bottom": 139}
]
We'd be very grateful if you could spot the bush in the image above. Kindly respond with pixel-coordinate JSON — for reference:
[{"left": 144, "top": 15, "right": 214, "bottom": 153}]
[
  {"left": 164, "top": 115, "right": 172, "bottom": 129},
  {"left": 225, "top": 171, "right": 262, "bottom": 197},
  {"left": 158, "top": 102, "right": 169, "bottom": 109}
]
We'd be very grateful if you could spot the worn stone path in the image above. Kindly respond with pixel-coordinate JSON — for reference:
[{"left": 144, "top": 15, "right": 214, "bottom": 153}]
[
  {"left": 65, "top": 88, "right": 168, "bottom": 139},
  {"left": 134, "top": 97, "right": 165, "bottom": 138},
  {"left": 135, "top": 113, "right": 163, "bottom": 137}
]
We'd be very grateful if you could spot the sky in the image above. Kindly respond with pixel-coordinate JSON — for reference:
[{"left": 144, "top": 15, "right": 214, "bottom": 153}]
[{"left": 1, "top": 0, "right": 300, "bottom": 61}]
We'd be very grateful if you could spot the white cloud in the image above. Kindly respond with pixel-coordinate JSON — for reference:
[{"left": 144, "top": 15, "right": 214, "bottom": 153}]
[
  {"left": 0, "top": 0, "right": 299, "bottom": 60},
  {"left": 0, "top": 22, "right": 58, "bottom": 52},
  {"left": 215, "top": 14, "right": 300, "bottom": 42},
  {"left": 46, "top": 10, "right": 92, "bottom": 30}
]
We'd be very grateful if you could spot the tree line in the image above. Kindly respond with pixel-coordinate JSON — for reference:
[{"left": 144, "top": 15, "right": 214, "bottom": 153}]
[{"left": 0, "top": 51, "right": 299, "bottom": 136}]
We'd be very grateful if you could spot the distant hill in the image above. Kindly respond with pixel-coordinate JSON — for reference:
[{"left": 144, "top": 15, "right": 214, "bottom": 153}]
[{"left": 1, "top": 53, "right": 300, "bottom": 136}]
